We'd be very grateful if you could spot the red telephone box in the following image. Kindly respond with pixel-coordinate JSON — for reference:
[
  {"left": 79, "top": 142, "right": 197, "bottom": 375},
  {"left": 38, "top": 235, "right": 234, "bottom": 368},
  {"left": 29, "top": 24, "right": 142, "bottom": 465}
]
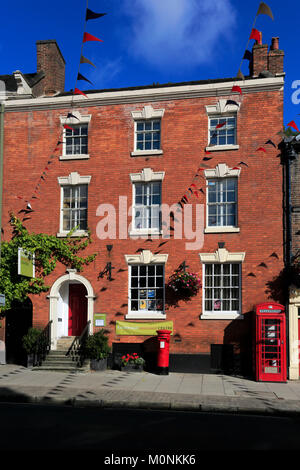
[{"left": 254, "top": 302, "right": 286, "bottom": 382}]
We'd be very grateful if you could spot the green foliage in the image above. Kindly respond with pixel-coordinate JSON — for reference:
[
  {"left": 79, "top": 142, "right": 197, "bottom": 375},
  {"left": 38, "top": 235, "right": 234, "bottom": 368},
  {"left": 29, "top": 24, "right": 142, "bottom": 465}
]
[
  {"left": 85, "top": 330, "right": 110, "bottom": 360},
  {"left": 22, "top": 327, "right": 42, "bottom": 354},
  {"left": 0, "top": 214, "right": 97, "bottom": 313}
]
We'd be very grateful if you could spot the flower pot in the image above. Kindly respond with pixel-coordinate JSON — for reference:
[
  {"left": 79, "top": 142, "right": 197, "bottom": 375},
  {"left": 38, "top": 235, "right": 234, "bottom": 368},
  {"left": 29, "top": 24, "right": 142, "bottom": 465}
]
[
  {"left": 121, "top": 364, "right": 144, "bottom": 372},
  {"left": 90, "top": 357, "right": 108, "bottom": 371},
  {"left": 27, "top": 353, "right": 35, "bottom": 368}
]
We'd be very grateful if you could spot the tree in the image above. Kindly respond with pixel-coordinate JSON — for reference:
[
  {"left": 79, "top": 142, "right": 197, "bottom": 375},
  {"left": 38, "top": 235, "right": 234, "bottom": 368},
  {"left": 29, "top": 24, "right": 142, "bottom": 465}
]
[{"left": 0, "top": 214, "right": 97, "bottom": 313}]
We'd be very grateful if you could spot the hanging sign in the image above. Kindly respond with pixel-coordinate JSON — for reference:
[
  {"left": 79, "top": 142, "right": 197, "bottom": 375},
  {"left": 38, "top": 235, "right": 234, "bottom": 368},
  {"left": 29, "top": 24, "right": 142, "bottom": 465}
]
[
  {"left": 116, "top": 320, "right": 173, "bottom": 336},
  {"left": 18, "top": 248, "right": 35, "bottom": 278}
]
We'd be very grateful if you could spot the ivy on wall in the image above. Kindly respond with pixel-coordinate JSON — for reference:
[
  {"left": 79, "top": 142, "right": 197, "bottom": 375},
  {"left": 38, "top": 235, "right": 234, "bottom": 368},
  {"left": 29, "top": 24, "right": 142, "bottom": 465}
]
[{"left": 0, "top": 214, "right": 97, "bottom": 313}]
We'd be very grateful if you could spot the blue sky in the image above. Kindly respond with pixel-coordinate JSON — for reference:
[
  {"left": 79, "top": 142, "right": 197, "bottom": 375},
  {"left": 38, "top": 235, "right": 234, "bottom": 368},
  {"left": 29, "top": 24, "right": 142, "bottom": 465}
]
[{"left": 0, "top": 0, "right": 299, "bottom": 124}]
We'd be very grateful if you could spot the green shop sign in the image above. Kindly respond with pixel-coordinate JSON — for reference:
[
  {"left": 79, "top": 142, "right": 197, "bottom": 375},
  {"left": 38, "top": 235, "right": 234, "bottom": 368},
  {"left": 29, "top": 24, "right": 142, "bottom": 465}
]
[
  {"left": 116, "top": 320, "right": 173, "bottom": 336},
  {"left": 18, "top": 248, "right": 35, "bottom": 278}
]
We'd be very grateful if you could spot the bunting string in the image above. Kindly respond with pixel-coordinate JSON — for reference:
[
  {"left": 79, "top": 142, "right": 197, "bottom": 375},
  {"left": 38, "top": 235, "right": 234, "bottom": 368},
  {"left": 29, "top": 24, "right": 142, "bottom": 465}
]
[{"left": 16, "top": 2, "right": 106, "bottom": 219}]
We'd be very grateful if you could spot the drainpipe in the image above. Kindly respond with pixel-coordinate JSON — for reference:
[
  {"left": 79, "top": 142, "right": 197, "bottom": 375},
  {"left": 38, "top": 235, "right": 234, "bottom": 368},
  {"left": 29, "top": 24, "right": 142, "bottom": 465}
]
[{"left": 0, "top": 102, "right": 4, "bottom": 263}]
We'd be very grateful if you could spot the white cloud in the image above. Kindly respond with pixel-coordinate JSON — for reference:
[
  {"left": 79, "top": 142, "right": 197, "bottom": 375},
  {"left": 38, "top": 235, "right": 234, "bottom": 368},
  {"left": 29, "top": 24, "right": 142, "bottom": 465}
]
[
  {"left": 122, "top": 0, "right": 236, "bottom": 68},
  {"left": 89, "top": 57, "right": 123, "bottom": 89}
]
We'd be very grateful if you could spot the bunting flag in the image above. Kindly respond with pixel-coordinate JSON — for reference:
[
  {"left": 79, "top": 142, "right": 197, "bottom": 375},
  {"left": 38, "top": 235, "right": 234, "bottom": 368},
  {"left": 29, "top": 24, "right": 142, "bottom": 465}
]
[
  {"left": 243, "top": 50, "right": 252, "bottom": 61},
  {"left": 83, "top": 32, "right": 103, "bottom": 43},
  {"left": 225, "top": 99, "right": 239, "bottom": 108},
  {"left": 287, "top": 120, "right": 299, "bottom": 132},
  {"left": 239, "top": 161, "right": 249, "bottom": 167},
  {"left": 265, "top": 139, "right": 276, "bottom": 148},
  {"left": 216, "top": 122, "right": 226, "bottom": 129},
  {"left": 86, "top": 9, "right": 106, "bottom": 21},
  {"left": 77, "top": 73, "right": 93, "bottom": 85},
  {"left": 67, "top": 113, "right": 79, "bottom": 120},
  {"left": 236, "top": 69, "right": 245, "bottom": 80},
  {"left": 231, "top": 85, "right": 242, "bottom": 95},
  {"left": 74, "top": 88, "right": 88, "bottom": 98},
  {"left": 80, "top": 55, "right": 96, "bottom": 68},
  {"left": 256, "top": 2, "right": 274, "bottom": 20},
  {"left": 250, "top": 28, "right": 261, "bottom": 42},
  {"left": 256, "top": 147, "right": 266, "bottom": 152},
  {"left": 64, "top": 124, "right": 74, "bottom": 130}
]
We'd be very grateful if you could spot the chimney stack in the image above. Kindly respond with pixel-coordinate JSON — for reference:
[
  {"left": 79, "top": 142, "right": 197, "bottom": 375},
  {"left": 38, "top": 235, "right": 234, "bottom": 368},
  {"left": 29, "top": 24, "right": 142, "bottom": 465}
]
[
  {"left": 250, "top": 34, "right": 284, "bottom": 77},
  {"left": 249, "top": 31, "right": 268, "bottom": 77},
  {"left": 268, "top": 37, "right": 284, "bottom": 76},
  {"left": 34, "top": 40, "right": 65, "bottom": 96}
]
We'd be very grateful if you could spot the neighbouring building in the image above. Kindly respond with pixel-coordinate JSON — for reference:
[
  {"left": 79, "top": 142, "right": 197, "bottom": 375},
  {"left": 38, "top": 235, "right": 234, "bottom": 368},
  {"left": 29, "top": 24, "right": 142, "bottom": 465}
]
[{"left": 0, "top": 35, "right": 286, "bottom": 375}]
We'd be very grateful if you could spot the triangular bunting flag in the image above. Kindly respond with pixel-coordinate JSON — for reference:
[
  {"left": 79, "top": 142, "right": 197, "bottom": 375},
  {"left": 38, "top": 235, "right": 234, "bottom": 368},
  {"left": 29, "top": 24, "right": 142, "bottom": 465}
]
[
  {"left": 250, "top": 28, "right": 261, "bottom": 42},
  {"left": 216, "top": 122, "right": 226, "bottom": 129},
  {"left": 67, "top": 113, "right": 80, "bottom": 120},
  {"left": 77, "top": 73, "right": 93, "bottom": 85},
  {"left": 265, "top": 139, "right": 276, "bottom": 148},
  {"left": 236, "top": 69, "right": 245, "bottom": 80},
  {"left": 83, "top": 32, "right": 103, "bottom": 43},
  {"left": 243, "top": 50, "right": 252, "bottom": 61},
  {"left": 80, "top": 55, "right": 96, "bottom": 68},
  {"left": 231, "top": 85, "right": 242, "bottom": 95},
  {"left": 86, "top": 9, "right": 106, "bottom": 21},
  {"left": 256, "top": 147, "right": 266, "bottom": 152},
  {"left": 64, "top": 124, "right": 74, "bottom": 130},
  {"left": 287, "top": 120, "right": 299, "bottom": 132},
  {"left": 256, "top": 2, "right": 274, "bottom": 20},
  {"left": 225, "top": 99, "right": 239, "bottom": 107},
  {"left": 74, "top": 88, "right": 88, "bottom": 99}
]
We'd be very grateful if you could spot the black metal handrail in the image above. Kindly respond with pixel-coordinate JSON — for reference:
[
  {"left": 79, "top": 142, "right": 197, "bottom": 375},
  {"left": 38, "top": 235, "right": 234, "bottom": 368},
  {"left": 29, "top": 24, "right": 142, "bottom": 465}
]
[
  {"left": 67, "top": 321, "right": 91, "bottom": 367},
  {"left": 35, "top": 320, "right": 52, "bottom": 366}
]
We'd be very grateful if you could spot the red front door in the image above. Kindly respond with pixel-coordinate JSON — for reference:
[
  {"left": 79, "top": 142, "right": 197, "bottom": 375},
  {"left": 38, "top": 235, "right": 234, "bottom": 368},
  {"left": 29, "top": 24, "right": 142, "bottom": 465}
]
[{"left": 68, "top": 284, "right": 87, "bottom": 336}]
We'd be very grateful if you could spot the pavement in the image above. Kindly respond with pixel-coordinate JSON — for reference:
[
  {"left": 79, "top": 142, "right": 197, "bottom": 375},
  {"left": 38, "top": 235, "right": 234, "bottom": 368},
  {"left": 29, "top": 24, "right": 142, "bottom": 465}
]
[{"left": 1, "top": 364, "right": 300, "bottom": 417}]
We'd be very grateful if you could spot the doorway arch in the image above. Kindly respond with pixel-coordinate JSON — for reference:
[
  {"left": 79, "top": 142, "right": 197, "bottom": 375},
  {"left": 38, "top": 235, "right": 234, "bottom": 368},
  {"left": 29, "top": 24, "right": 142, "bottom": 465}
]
[{"left": 48, "top": 270, "right": 95, "bottom": 350}]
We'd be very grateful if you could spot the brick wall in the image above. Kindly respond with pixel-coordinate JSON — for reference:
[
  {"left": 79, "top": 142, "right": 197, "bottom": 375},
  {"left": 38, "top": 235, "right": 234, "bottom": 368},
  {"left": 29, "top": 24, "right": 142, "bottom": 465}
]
[{"left": 1, "top": 83, "right": 284, "bottom": 358}]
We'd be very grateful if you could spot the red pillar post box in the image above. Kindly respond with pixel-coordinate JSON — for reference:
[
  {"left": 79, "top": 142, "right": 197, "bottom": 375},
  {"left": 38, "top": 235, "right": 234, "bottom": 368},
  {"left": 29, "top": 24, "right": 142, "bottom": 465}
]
[
  {"left": 156, "top": 330, "right": 171, "bottom": 375},
  {"left": 254, "top": 302, "right": 287, "bottom": 382}
]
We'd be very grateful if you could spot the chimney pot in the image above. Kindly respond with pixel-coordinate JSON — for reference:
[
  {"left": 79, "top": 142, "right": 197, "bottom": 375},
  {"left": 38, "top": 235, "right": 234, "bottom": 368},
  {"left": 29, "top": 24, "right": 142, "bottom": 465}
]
[{"left": 271, "top": 37, "right": 279, "bottom": 50}]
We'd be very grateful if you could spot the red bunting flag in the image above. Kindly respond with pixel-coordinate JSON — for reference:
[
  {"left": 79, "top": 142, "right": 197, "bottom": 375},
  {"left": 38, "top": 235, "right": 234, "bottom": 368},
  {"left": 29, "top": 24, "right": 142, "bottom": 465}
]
[
  {"left": 190, "top": 184, "right": 197, "bottom": 188},
  {"left": 287, "top": 120, "right": 299, "bottom": 132},
  {"left": 216, "top": 122, "right": 226, "bottom": 129},
  {"left": 250, "top": 28, "right": 261, "bottom": 42},
  {"left": 256, "top": 147, "right": 266, "bottom": 152},
  {"left": 64, "top": 124, "right": 74, "bottom": 130},
  {"left": 205, "top": 150, "right": 211, "bottom": 154},
  {"left": 231, "top": 85, "right": 242, "bottom": 95},
  {"left": 83, "top": 32, "right": 103, "bottom": 43},
  {"left": 74, "top": 88, "right": 88, "bottom": 99}
]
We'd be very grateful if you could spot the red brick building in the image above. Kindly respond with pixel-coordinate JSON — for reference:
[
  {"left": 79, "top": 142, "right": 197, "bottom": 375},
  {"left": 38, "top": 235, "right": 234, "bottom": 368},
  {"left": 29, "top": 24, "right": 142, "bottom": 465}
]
[{"left": 0, "top": 36, "right": 285, "bottom": 374}]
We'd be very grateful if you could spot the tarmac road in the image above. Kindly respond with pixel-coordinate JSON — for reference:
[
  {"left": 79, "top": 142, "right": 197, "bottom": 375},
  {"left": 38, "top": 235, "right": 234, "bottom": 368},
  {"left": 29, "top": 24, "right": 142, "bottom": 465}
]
[{"left": 1, "top": 402, "right": 300, "bottom": 452}]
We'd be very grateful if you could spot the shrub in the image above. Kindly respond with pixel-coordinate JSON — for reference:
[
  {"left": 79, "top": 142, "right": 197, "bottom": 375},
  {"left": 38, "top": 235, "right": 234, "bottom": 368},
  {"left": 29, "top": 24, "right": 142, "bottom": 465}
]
[{"left": 85, "top": 330, "right": 110, "bottom": 360}]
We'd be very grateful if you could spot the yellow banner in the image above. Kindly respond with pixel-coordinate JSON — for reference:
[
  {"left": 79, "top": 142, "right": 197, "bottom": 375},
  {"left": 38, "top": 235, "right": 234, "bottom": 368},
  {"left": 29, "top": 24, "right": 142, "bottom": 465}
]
[{"left": 116, "top": 320, "right": 173, "bottom": 336}]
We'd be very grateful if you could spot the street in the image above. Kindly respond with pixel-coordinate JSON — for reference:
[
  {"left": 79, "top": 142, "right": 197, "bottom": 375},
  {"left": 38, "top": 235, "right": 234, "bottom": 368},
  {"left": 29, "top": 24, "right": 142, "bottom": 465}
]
[{"left": 0, "top": 403, "right": 300, "bottom": 453}]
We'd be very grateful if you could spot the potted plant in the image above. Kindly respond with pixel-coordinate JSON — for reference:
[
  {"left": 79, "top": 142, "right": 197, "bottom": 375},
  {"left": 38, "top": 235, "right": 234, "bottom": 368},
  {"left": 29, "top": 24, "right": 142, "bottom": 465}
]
[
  {"left": 167, "top": 269, "right": 201, "bottom": 298},
  {"left": 121, "top": 353, "right": 145, "bottom": 371},
  {"left": 22, "top": 327, "right": 42, "bottom": 368},
  {"left": 85, "top": 330, "right": 110, "bottom": 371}
]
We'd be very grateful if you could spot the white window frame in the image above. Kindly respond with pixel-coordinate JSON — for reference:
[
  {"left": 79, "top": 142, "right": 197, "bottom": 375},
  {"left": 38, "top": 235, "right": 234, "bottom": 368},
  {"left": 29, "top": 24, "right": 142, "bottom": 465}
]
[
  {"left": 59, "top": 111, "right": 91, "bottom": 160},
  {"left": 205, "top": 100, "right": 239, "bottom": 152},
  {"left": 57, "top": 172, "right": 91, "bottom": 237},
  {"left": 125, "top": 250, "right": 168, "bottom": 319},
  {"left": 199, "top": 248, "right": 245, "bottom": 320},
  {"left": 129, "top": 168, "right": 164, "bottom": 236},
  {"left": 131, "top": 105, "right": 164, "bottom": 157},
  {"left": 204, "top": 164, "right": 240, "bottom": 233}
]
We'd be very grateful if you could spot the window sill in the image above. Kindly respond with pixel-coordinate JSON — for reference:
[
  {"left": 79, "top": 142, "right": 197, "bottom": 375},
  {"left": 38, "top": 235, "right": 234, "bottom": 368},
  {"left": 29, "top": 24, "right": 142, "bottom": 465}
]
[
  {"left": 205, "top": 145, "right": 239, "bottom": 152},
  {"left": 125, "top": 312, "right": 166, "bottom": 320},
  {"left": 56, "top": 231, "right": 89, "bottom": 238},
  {"left": 200, "top": 312, "right": 243, "bottom": 320},
  {"left": 131, "top": 150, "right": 163, "bottom": 157},
  {"left": 204, "top": 227, "right": 240, "bottom": 233},
  {"left": 129, "top": 229, "right": 162, "bottom": 238},
  {"left": 59, "top": 154, "right": 90, "bottom": 161}
]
